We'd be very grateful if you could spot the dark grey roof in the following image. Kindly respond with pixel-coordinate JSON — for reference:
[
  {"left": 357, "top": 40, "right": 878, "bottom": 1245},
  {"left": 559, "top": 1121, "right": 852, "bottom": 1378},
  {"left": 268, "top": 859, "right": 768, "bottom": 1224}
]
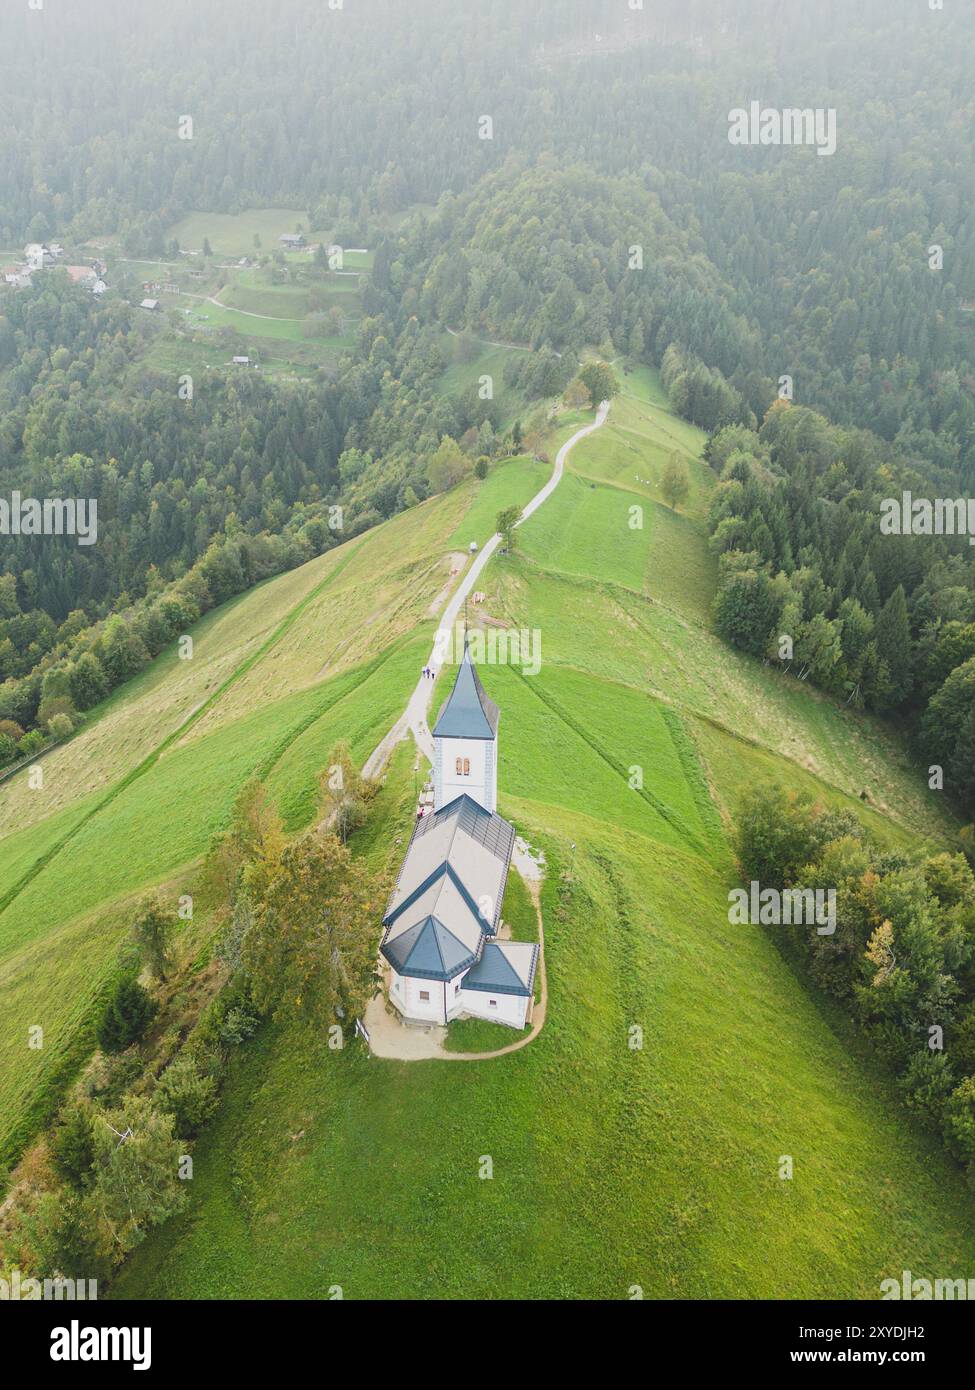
[
  {"left": 383, "top": 860, "right": 485, "bottom": 934},
  {"left": 381, "top": 798, "right": 515, "bottom": 982},
  {"left": 381, "top": 916, "right": 477, "bottom": 981},
  {"left": 410, "top": 793, "right": 514, "bottom": 865},
  {"left": 432, "top": 641, "right": 500, "bottom": 740},
  {"left": 462, "top": 942, "right": 539, "bottom": 997}
]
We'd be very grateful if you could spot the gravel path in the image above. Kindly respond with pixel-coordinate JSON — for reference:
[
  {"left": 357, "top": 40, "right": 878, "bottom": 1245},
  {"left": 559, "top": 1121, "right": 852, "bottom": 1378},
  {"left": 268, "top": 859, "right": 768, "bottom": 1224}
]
[{"left": 361, "top": 402, "right": 612, "bottom": 1061}]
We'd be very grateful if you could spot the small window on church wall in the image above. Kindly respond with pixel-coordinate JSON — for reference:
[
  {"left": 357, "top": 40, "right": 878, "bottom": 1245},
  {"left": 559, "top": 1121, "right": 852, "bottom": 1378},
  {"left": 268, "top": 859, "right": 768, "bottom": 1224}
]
[
  {"left": 464, "top": 758, "right": 470, "bottom": 775},
  {"left": 455, "top": 757, "right": 471, "bottom": 776},
  {"left": 489, "top": 999, "right": 497, "bottom": 1008},
  {"left": 419, "top": 990, "right": 430, "bottom": 1002}
]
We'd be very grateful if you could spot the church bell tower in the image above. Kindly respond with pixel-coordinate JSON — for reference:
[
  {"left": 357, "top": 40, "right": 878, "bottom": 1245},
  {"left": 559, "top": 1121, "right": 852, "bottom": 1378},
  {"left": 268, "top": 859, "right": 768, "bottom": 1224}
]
[{"left": 432, "top": 638, "right": 499, "bottom": 813}]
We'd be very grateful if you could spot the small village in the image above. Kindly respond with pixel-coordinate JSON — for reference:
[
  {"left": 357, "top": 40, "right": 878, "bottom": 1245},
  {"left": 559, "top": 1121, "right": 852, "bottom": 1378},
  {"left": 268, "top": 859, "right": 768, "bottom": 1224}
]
[{"left": 2, "top": 242, "right": 107, "bottom": 296}]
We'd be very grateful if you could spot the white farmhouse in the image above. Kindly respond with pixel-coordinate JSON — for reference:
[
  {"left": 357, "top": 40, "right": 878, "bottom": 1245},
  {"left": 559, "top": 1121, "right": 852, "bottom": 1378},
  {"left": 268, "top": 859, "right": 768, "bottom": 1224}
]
[
  {"left": 379, "top": 641, "right": 538, "bottom": 1029},
  {"left": 24, "top": 243, "right": 55, "bottom": 270}
]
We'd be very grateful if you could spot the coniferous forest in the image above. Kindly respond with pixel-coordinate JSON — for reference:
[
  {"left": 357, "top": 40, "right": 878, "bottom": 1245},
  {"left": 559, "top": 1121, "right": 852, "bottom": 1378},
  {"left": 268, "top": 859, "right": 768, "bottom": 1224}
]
[
  {"left": 3, "top": 0, "right": 975, "bottom": 1332},
  {"left": 2, "top": 0, "right": 974, "bottom": 791}
]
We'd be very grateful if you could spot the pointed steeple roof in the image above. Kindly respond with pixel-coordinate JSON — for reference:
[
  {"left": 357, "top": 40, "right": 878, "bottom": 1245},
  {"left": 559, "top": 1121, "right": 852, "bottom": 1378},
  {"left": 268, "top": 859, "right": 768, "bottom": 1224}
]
[
  {"left": 381, "top": 916, "right": 478, "bottom": 981},
  {"left": 433, "top": 639, "right": 500, "bottom": 741}
]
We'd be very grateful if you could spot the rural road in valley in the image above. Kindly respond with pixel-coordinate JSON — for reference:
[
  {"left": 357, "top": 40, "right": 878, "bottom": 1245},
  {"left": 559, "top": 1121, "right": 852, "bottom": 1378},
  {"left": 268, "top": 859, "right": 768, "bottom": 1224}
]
[
  {"left": 206, "top": 294, "right": 304, "bottom": 323},
  {"left": 361, "top": 399, "right": 611, "bottom": 1062}
]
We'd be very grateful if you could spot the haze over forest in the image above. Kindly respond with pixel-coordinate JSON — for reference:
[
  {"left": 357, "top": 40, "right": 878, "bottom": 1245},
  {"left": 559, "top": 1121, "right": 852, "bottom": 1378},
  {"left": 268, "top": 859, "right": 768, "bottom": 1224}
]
[{"left": 2, "top": 0, "right": 975, "bottom": 1314}]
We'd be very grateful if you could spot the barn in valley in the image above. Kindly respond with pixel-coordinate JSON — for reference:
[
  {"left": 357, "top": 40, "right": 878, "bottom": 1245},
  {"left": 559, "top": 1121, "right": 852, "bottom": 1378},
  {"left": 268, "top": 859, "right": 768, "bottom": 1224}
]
[{"left": 379, "top": 640, "right": 538, "bottom": 1029}]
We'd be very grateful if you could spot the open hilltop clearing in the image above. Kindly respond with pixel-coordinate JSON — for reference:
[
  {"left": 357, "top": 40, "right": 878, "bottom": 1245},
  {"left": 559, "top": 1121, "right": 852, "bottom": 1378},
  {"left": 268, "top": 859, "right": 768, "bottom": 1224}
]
[
  {"left": 159, "top": 210, "right": 371, "bottom": 270},
  {"left": 90, "top": 367, "right": 975, "bottom": 1300},
  {"left": 0, "top": 474, "right": 499, "bottom": 1164},
  {"left": 0, "top": 423, "right": 599, "bottom": 1167},
  {"left": 0, "top": 342, "right": 966, "bottom": 1291}
]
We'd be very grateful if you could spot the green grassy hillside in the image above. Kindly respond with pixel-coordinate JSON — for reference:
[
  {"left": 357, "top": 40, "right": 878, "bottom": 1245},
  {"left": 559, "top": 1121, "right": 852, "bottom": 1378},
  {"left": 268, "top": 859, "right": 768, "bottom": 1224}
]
[
  {"left": 101, "top": 367, "right": 975, "bottom": 1300},
  {"left": 0, "top": 480, "right": 500, "bottom": 1165},
  {"left": 436, "top": 334, "right": 534, "bottom": 433}
]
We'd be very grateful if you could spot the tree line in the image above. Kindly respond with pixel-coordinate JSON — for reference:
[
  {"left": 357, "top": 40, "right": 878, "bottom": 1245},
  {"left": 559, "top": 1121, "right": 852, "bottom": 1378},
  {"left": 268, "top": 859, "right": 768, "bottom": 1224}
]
[
  {"left": 736, "top": 785, "right": 975, "bottom": 1185},
  {"left": 0, "top": 746, "right": 380, "bottom": 1280},
  {"left": 706, "top": 401, "right": 975, "bottom": 821},
  {"left": 0, "top": 272, "right": 546, "bottom": 760}
]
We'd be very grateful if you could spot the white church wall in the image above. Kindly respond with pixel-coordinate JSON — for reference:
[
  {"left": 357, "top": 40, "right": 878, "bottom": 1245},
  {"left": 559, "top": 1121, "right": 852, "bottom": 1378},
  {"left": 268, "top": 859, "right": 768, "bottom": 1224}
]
[
  {"left": 435, "top": 735, "right": 492, "bottom": 812},
  {"left": 458, "top": 988, "right": 529, "bottom": 1029},
  {"left": 389, "top": 971, "right": 448, "bottom": 1024},
  {"left": 447, "top": 976, "right": 466, "bottom": 1020},
  {"left": 484, "top": 740, "right": 497, "bottom": 814},
  {"left": 388, "top": 971, "right": 528, "bottom": 1028}
]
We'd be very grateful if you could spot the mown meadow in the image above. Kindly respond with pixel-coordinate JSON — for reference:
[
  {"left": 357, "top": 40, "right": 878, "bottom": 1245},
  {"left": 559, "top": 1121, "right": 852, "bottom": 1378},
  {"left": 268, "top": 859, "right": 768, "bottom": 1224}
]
[{"left": 108, "top": 369, "right": 975, "bottom": 1299}]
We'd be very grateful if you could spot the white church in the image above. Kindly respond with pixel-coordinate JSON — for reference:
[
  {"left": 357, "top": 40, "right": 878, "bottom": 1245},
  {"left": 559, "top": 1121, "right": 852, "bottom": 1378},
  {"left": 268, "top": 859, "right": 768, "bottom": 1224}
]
[{"left": 380, "top": 640, "right": 539, "bottom": 1029}]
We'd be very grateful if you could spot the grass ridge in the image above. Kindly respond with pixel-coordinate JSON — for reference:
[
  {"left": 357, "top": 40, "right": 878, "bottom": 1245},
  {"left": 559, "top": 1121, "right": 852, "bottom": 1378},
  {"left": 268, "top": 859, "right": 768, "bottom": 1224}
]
[{"left": 0, "top": 540, "right": 364, "bottom": 924}]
